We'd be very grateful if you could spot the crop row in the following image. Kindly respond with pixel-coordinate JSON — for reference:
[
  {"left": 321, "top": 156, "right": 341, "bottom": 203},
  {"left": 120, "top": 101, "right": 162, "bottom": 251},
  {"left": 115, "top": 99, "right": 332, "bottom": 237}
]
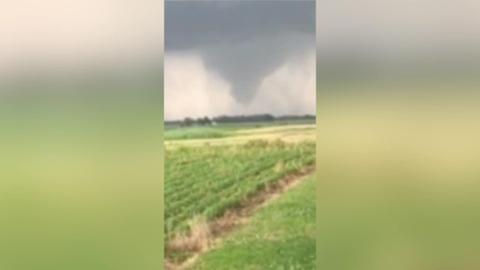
[{"left": 164, "top": 140, "right": 315, "bottom": 239}]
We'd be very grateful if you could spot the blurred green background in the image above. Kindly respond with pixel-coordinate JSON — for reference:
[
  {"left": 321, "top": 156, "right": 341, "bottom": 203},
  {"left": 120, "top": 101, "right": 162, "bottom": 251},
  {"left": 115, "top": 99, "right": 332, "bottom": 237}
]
[
  {"left": 1, "top": 1, "right": 164, "bottom": 269},
  {"left": 316, "top": 2, "right": 480, "bottom": 267},
  {"left": 316, "top": 80, "right": 480, "bottom": 270},
  {"left": 0, "top": 90, "right": 163, "bottom": 270}
]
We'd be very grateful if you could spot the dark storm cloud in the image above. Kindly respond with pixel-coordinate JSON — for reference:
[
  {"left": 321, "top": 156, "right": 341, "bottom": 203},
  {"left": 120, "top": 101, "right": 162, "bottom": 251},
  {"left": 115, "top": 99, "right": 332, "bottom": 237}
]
[{"left": 165, "top": 1, "right": 315, "bottom": 103}]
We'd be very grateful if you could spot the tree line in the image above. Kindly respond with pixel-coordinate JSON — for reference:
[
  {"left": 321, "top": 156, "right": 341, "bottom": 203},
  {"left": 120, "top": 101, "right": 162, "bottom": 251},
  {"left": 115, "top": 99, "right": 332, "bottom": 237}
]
[{"left": 165, "top": 114, "right": 315, "bottom": 127}]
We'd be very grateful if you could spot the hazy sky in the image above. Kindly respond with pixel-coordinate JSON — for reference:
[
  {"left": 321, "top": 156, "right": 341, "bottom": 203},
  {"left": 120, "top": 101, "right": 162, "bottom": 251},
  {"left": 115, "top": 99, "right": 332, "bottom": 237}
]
[
  {"left": 317, "top": 0, "right": 480, "bottom": 64},
  {"left": 0, "top": 0, "right": 163, "bottom": 77},
  {"left": 165, "top": 1, "right": 316, "bottom": 120},
  {"left": 2, "top": 0, "right": 478, "bottom": 104}
]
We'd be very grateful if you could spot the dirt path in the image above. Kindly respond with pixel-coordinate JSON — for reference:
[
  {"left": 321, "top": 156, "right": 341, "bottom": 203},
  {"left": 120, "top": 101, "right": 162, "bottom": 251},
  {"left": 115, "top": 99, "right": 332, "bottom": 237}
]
[{"left": 165, "top": 165, "right": 316, "bottom": 270}]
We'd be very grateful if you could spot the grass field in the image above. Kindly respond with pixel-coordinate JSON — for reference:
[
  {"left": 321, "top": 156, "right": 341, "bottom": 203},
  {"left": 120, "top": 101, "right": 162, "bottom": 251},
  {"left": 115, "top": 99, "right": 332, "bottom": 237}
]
[
  {"left": 193, "top": 174, "right": 316, "bottom": 270},
  {"left": 164, "top": 122, "right": 316, "bottom": 268},
  {"left": 165, "top": 122, "right": 315, "bottom": 146}
]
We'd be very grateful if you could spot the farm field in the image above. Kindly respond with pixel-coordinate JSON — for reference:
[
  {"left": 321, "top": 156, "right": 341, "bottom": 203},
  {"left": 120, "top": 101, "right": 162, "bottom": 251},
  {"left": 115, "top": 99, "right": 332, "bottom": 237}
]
[
  {"left": 164, "top": 123, "right": 316, "bottom": 268},
  {"left": 165, "top": 122, "right": 315, "bottom": 145},
  {"left": 193, "top": 174, "right": 316, "bottom": 270}
]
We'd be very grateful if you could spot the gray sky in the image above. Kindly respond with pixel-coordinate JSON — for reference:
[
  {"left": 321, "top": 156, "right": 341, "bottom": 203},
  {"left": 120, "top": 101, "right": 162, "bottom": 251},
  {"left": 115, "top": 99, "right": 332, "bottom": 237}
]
[
  {"left": 165, "top": 1, "right": 316, "bottom": 120},
  {"left": 2, "top": 0, "right": 477, "bottom": 108},
  {"left": 317, "top": 0, "right": 480, "bottom": 67}
]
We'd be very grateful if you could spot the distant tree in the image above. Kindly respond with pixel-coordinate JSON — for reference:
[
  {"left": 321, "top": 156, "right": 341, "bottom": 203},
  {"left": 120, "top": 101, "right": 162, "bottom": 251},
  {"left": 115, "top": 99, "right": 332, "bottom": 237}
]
[
  {"left": 183, "top": 117, "right": 194, "bottom": 127},
  {"left": 194, "top": 116, "right": 212, "bottom": 126},
  {"left": 178, "top": 113, "right": 313, "bottom": 126},
  {"left": 203, "top": 116, "right": 212, "bottom": 126},
  {"left": 212, "top": 114, "right": 275, "bottom": 123}
]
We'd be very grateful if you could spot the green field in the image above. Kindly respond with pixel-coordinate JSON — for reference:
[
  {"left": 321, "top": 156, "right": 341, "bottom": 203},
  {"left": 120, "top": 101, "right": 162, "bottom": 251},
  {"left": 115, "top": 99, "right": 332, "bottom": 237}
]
[
  {"left": 164, "top": 123, "right": 316, "bottom": 268},
  {"left": 193, "top": 175, "right": 316, "bottom": 270},
  {"left": 165, "top": 122, "right": 315, "bottom": 146}
]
